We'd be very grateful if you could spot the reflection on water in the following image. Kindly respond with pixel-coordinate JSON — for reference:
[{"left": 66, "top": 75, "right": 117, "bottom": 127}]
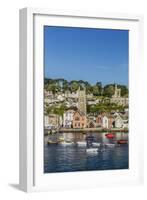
[{"left": 44, "top": 132, "right": 128, "bottom": 173}]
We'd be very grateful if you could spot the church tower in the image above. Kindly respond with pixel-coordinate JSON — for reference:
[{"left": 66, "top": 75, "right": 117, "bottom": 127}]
[
  {"left": 112, "top": 84, "right": 121, "bottom": 98},
  {"left": 77, "top": 87, "right": 87, "bottom": 115}
]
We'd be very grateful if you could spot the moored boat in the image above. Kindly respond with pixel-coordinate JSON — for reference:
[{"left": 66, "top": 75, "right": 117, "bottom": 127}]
[
  {"left": 48, "top": 140, "right": 58, "bottom": 145},
  {"left": 105, "top": 143, "right": 116, "bottom": 147},
  {"left": 59, "top": 140, "right": 75, "bottom": 145},
  {"left": 92, "top": 142, "right": 101, "bottom": 147},
  {"left": 105, "top": 133, "right": 115, "bottom": 139},
  {"left": 86, "top": 135, "right": 95, "bottom": 140},
  {"left": 76, "top": 141, "right": 87, "bottom": 146},
  {"left": 58, "top": 137, "right": 65, "bottom": 142},
  {"left": 117, "top": 140, "right": 128, "bottom": 144},
  {"left": 86, "top": 148, "right": 98, "bottom": 153}
]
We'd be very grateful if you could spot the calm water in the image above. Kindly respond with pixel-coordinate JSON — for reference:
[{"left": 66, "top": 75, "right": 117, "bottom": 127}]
[{"left": 44, "top": 132, "right": 128, "bottom": 173}]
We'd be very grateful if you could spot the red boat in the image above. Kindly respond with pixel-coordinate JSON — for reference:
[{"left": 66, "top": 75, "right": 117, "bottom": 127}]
[
  {"left": 105, "top": 133, "right": 115, "bottom": 139},
  {"left": 117, "top": 140, "right": 128, "bottom": 144}
]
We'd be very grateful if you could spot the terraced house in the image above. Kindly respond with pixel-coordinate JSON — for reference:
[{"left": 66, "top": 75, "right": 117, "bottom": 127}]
[{"left": 73, "top": 111, "right": 87, "bottom": 128}]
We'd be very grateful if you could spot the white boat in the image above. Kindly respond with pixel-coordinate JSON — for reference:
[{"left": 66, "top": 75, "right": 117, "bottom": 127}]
[
  {"left": 105, "top": 143, "right": 116, "bottom": 147},
  {"left": 59, "top": 141, "right": 75, "bottom": 146},
  {"left": 76, "top": 141, "right": 87, "bottom": 146},
  {"left": 92, "top": 142, "right": 101, "bottom": 147},
  {"left": 86, "top": 148, "right": 98, "bottom": 153}
]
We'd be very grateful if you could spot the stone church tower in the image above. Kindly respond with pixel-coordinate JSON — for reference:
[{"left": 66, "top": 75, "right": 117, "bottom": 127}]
[
  {"left": 111, "top": 84, "right": 128, "bottom": 106},
  {"left": 112, "top": 84, "right": 121, "bottom": 98},
  {"left": 77, "top": 87, "right": 87, "bottom": 115}
]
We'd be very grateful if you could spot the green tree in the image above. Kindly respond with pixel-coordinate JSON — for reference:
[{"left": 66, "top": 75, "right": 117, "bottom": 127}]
[
  {"left": 70, "top": 81, "right": 79, "bottom": 92},
  {"left": 62, "top": 79, "right": 69, "bottom": 91},
  {"left": 103, "top": 84, "right": 115, "bottom": 97},
  {"left": 92, "top": 85, "right": 99, "bottom": 96},
  {"left": 53, "top": 104, "right": 67, "bottom": 116},
  {"left": 118, "top": 85, "right": 128, "bottom": 97}
]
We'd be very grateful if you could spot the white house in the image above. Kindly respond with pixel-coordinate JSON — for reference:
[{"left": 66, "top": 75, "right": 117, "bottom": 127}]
[
  {"left": 57, "top": 94, "right": 65, "bottom": 101},
  {"left": 63, "top": 110, "right": 75, "bottom": 128},
  {"left": 114, "top": 115, "right": 124, "bottom": 128},
  {"left": 59, "top": 116, "right": 63, "bottom": 127},
  {"left": 44, "top": 115, "right": 49, "bottom": 128},
  {"left": 122, "top": 120, "right": 129, "bottom": 128},
  {"left": 102, "top": 116, "right": 109, "bottom": 129}
]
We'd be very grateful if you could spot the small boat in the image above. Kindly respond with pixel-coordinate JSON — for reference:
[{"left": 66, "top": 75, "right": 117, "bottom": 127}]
[
  {"left": 117, "top": 140, "right": 128, "bottom": 144},
  {"left": 86, "top": 135, "right": 95, "bottom": 141},
  {"left": 59, "top": 140, "right": 74, "bottom": 145},
  {"left": 76, "top": 141, "right": 87, "bottom": 146},
  {"left": 86, "top": 148, "right": 98, "bottom": 153},
  {"left": 105, "top": 133, "right": 115, "bottom": 139},
  {"left": 105, "top": 143, "right": 116, "bottom": 147},
  {"left": 58, "top": 137, "right": 65, "bottom": 142},
  {"left": 92, "top": 142, "right": 101, "bottom": 147},
  {"left": 48, "top": 140, "right": 58, "bottom": 145}
]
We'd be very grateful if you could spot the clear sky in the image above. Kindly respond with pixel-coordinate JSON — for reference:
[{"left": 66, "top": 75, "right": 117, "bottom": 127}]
[{"left": 44, "top": 26, "right": 128, "bottom": 86}]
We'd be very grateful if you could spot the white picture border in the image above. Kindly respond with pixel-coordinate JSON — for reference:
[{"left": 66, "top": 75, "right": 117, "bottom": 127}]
[{"left": 19, "top": 8, "right": 144, "bottom": 192}]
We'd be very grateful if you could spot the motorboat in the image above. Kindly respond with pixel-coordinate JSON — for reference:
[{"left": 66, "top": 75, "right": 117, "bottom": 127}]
[
  {"left": 105, "top": 143, "right": 116, "bottom": 147},
  {"left": 59, "top": 140, "right": 75, "bottom": 145},
  {"left": 48, "top": 140, "right": 58, "bottom": 145},
  {"left": 92, "top": 142, "right": 101, "bottom": 147},
  {"left": 86, "top": 148, "right": 98, "bottom": 153},
  {"left": 105, "top": 133, "right": 115, "bottom": 139},
  {"left": 76, "top": 141, "right": 87, "bottom": 146},
  {"left": 117, "top": 140, "right": 128, "bottom": 144},
  {"left": 58, "top": 137, "right": 65, "bottom": 142},
  {"left": 86, "top": 135, "right": 95, "bottom": 140}
]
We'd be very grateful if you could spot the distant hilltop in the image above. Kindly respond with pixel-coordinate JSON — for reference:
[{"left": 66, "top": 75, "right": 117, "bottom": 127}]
[{"left": 44, "top": 78, "right": 128, "bottom": 98}]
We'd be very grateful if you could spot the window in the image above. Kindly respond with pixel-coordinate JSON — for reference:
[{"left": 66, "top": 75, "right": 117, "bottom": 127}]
[{"left": 75, "top": 117, "right": 80, "bottom": 121}]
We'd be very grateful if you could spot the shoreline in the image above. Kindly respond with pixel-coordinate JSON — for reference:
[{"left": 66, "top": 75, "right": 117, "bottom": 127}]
[{"left": 44, "top": 127, "right": 128, "bottom": 135}]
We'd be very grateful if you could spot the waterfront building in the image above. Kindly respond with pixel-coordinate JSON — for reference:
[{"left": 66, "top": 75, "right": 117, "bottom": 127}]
[
  {"left": 87, "top": 119, "right": 96, "bottom": 128},
  {"left": 96, "top": 114, "right": 103, "bottom": 127},
  {"left": 73, "top": 111, "right": 87, "bottom": 129},
  {"left": 63, "top": 110, "right": 75, "bottom": 128},
  {"left": 123, "top": 119, "right": 129, "bottom": 128},
  {"left": 108, "top": 116, "right": 115, "bottom": 129},
  {"left": 102, "top": 115, "right": 109, "bottom": 129},
  {"left": 77, "top": 87, "right": 87, "bottom": 115},
  {"left": 48, "top": 114, "right": 60, "bottom": 129},
  {"left": 59, "top": 116, "right": 63, "bottom": 127},
  {"left": 96, "top": 113, "right": 114, "bottom": 129},
  {"left": 114, "top": 114, "right": 124, "bottom": 128}
]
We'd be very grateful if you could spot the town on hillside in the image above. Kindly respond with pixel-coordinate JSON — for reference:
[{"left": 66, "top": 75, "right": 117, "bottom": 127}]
[{"left": 44, "top": 79, "right": 129, "bottom": 132}]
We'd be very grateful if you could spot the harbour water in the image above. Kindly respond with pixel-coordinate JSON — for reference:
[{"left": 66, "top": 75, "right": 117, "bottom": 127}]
[{"left": 44, "top": 132, "right": 128, "bottom": 173}]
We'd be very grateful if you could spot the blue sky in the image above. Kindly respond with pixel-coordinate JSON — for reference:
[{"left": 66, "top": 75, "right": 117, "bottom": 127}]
[{"left": 44, "top": 26, "right": 128, "bottom": 86}]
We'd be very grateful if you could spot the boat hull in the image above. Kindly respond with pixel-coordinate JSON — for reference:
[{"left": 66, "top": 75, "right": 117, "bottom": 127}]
[{"left": 117, "top": 140, "right": 128, "bottom": 144}]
